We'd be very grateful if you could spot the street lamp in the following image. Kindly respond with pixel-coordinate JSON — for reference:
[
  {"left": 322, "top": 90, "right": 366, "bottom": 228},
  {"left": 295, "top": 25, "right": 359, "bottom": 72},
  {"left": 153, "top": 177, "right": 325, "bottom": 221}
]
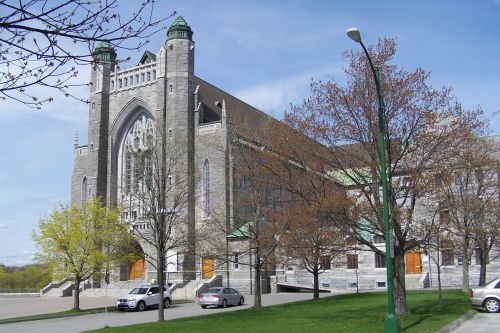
[{"left": 346, "top": 27, "right": 400, "bottom": 333}]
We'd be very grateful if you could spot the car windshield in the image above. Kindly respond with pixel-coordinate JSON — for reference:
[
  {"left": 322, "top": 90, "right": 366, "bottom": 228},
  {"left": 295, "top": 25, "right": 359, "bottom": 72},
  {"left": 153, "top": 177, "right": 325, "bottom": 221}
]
[
  {"left": 204, "top": 288, "right": 221, "bottom": 294},
  {"left": 129, "top": 287, "right": 148, "bottom": 295}
]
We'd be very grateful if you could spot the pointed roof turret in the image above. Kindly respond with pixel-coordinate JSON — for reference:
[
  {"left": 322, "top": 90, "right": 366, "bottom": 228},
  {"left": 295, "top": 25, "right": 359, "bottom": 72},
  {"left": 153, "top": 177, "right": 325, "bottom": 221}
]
[
  {"left": 167, "top": 16, "right": 193, "bottom": 41},
  {"left": 93, "top": 40, "right": 117, "bottom": 64}
]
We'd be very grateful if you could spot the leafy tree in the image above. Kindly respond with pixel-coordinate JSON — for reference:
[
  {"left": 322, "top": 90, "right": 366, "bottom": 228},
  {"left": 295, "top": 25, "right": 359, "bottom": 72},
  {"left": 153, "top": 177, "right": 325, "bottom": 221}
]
[
  {"left": 262, "top": 121, "right": 355, "bottom": 300},
  {"left": 33, "top": 198, "right": 134, "bottom": 310},
  {"left": 0, "top": 0, "right": 175, "bottom": 108},
  {"left": 279, "top": 197, "right": 348, "bottom": 300},
  {"left": 432, "top": 132, "right": 500, "bottom": 289},
  {"left": 229, "top": 142, "right": 287, "bottom": 309},
  {"left": 0, "top": 264, "right": 52, "bottom": 290},
  {"left": 285, "top": 38, "right": 477, "bottom": 314}
]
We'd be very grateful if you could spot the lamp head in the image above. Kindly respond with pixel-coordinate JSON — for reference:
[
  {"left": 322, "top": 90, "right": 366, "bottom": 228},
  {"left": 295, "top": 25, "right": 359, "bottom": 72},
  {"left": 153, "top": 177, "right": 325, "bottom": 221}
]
[{"left": 346, "top": 27, "right": 362, "bottom": 43}]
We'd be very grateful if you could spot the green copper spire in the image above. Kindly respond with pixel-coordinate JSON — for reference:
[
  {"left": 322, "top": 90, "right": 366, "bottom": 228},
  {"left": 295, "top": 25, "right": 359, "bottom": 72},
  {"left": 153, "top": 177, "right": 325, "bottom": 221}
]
[
  {"left": 93, "top": 40, "right": 116, "bottom": 63},
  {"left": 167, "top": 16, "right": 193, "bottom": 41}
]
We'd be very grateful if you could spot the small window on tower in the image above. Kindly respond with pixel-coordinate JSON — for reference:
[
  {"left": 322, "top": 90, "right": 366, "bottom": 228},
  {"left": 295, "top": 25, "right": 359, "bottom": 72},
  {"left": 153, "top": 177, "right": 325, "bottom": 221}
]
[{"left": 169, "top": 84, "right": 173, "bottom": 93}]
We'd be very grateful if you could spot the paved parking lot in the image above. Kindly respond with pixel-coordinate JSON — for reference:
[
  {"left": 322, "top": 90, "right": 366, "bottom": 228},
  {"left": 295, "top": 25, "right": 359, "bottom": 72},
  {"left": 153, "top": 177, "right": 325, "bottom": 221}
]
[{"left": 0, "top": 296, "right": 116, "bottom": 320}]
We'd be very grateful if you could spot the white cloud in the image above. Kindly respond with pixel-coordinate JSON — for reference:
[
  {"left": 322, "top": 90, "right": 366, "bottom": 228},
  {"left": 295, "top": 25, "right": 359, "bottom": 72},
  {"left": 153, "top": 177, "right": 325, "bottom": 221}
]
[
  {"left": 233, "top": 63, "right": 342, "bottom": 116},
  {"left": 0, "top": 222, "right": 7, "bottom": 229},
  {"left": 0, "top": 250, "right": 36, "bottom": 266}
]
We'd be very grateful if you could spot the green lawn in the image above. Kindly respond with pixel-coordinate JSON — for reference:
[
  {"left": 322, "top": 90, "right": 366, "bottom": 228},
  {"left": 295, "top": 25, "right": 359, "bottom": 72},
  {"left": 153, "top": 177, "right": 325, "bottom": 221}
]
[{"left": 86, "top": 290, "right": 472, "bottom": 333}]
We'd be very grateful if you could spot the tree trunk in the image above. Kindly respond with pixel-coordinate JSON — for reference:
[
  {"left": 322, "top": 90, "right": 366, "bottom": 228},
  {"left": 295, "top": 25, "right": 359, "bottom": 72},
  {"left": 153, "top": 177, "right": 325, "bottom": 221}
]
[
  {"left": 393, "top": 249, "right": 407, "bottom": 315},
  {"left": 355, "top": 268, "right": 359, "bottom": 293},
  {"left": 461, "top": 245, "right": 470, "bottom": 292},
  {"left": 253, "top": 253, "right": 262, "bottom": 309},
  {"left": 313, "top": 268, "right": 319, "bottom": 300},
  {"left": 73, "top": 277, "right": 81, "bottom": 311},
  {"left": 478, "top": 243, "right": 487, "bottom": 286},
  {"left": 157, "top": 251, "right": 165, "bottom": 321},
  {"left": 437, "top": 265, "right": 442, "bottom": 304},
  {"left": 479, "top": 256, "right": 487, "bottom": 286}
]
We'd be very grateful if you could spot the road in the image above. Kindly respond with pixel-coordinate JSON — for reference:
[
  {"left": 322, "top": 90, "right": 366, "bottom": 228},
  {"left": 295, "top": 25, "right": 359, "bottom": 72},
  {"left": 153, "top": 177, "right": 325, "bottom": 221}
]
[
  {"left": 0, "top": 292, "right": 338, "bottom": 333},
  {"left": 451, "top": 312, "right": 500, "bottom": 333}
]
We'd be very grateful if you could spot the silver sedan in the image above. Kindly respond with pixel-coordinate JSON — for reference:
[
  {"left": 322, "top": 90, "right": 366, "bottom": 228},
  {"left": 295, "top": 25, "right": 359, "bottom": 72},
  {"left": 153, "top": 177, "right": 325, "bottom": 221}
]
[
  {"left": 470, "top": 277, "right": 500, "bottom": 313},
  {"left": 197, "top": 287, "right": 245, "bottom": 309}
]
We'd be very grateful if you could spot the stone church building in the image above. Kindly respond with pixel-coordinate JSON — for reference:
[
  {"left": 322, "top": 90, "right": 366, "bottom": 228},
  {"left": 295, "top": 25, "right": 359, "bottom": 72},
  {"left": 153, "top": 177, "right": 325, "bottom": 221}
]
[
  {"left": 71, "top": 16, "right": 280, "bottom": 294},
  {"left": 71, "top": 17, "right": 500, "bottom": 297}
]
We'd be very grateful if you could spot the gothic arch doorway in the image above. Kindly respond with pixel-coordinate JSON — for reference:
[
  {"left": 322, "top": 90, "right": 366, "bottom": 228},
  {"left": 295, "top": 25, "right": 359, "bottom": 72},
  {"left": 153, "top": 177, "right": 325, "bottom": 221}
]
[{"left": 120, "top": 241, "right": 146, "bottom": 281}]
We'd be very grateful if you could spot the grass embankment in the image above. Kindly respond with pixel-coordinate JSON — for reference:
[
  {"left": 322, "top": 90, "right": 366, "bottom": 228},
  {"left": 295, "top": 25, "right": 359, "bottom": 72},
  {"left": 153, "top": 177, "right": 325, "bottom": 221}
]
[
  {"left": 0, "top": 300, "right": 192, "bottom": 325},
  {"left": 86, "top": 290, "right": 471, "bottom": 333}
]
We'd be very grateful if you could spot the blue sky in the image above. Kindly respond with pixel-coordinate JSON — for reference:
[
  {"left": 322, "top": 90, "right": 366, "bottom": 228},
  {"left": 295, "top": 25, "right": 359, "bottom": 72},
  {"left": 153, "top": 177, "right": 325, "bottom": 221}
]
[{"left": 1, "top": 0, "right": 499, "bottom": 266}]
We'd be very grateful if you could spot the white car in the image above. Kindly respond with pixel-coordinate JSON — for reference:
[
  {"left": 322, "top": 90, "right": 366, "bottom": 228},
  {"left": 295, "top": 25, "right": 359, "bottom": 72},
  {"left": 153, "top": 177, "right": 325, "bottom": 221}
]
[{"left": 117, "top": 284, "right": 172, "bottom": 311}]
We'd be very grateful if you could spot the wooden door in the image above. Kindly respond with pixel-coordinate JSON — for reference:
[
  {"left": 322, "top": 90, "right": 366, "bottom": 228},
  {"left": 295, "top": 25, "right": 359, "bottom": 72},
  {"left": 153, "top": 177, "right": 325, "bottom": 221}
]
[
  {"left": 129, "top": 258, "right": 145, "bottom": 280},
  {"left": 405, "top": 251, "right": 422, "bottom": 274},
  {"left": 202, "top": 258, "right": 214, "bottom": 279}
]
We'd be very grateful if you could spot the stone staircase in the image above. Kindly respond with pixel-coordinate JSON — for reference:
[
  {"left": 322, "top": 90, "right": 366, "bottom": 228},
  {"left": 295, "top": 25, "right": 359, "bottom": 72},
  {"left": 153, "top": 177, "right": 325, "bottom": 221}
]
[
  {"left": 41, "top": 278, "right": 73, "bottom": 297},
  {"left": 80, "top": 279, "right": 147, "bottom": 297},
  {"left": 172, "top": 275, "right": 222, "bottom": 300},
  {"left": 405, "top": 272, "right": 429, "bottom": 290}
]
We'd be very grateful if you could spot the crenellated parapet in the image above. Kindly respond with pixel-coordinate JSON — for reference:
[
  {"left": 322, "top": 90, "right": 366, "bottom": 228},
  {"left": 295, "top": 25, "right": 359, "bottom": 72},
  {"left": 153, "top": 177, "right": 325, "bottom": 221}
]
[{"left": 110, "top": 62, "right": 157, "bottom": 92}]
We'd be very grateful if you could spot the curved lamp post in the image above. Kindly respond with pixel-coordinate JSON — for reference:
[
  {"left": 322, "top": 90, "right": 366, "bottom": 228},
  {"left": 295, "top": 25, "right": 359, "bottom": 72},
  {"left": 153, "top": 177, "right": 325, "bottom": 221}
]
[{"left": 346, "top": 27, "right": 400, "bottom": 333}]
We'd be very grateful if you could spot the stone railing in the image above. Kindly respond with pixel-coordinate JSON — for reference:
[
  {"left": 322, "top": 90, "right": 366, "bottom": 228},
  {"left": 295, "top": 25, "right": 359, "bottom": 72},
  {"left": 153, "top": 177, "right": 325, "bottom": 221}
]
[
  {"left": 198, "top": 121, "right": 222, "bottom": 135},
  {"left": 74, "top": 145, "right": 88, "bottom": 156},
  {"left": 111, "top": 62, "right": 156, "bottom": 92}
]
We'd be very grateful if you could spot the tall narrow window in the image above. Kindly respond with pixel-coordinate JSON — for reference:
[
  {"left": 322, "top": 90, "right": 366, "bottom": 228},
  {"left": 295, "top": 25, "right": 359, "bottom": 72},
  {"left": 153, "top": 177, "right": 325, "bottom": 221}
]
[
  {"left": 347, "top": 254, "right": 358, "bottom": 269},
  {"left": 125, "top": 152, "right": 132, "bottom": 193},
  {"left": 233, "top": 253, "right": 239, "bottom": 270},
  {"left": 82, "top": 177, "right": 88, "bottom": 205},
  {"left": 375, "top": 252, "right": 386, "bottom": 268},
  {"left": 320, "top": 255, "right": 332, "bottom": 270},
  {"left": 133, "top": 157, "right": 140, "bottom": 191},
  {"left": 202, "top": 159, "right": 211, "bottom": 218}
]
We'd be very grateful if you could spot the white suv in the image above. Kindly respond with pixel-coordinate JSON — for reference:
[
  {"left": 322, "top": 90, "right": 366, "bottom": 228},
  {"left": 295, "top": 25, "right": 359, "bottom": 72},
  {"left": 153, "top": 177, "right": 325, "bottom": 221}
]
[{"left": 117, "top": 284, "right": 172, "bottom": 311}]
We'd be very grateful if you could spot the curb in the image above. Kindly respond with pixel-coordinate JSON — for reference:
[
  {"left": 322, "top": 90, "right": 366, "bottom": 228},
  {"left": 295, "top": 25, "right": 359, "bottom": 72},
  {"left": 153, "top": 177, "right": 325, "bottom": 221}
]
[{"left": 436, "top": 309, "right": 477, "bottom": 333}]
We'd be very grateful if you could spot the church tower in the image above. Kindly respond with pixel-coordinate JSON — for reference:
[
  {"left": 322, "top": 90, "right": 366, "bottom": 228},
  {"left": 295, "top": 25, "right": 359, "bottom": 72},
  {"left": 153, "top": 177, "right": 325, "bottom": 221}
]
[
  {"left": 72, "top": 42, "right": 116, "bottom": 205},
  {"left": 156, "top": 17, "right": 196, "bottom": 281}
]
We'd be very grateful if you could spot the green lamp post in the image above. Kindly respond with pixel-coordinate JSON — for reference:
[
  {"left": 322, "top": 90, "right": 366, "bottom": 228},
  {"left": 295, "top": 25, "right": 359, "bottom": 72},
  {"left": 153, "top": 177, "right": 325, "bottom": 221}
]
[{"left": 346, "top": 27, "right": 400, "bottom": 333}]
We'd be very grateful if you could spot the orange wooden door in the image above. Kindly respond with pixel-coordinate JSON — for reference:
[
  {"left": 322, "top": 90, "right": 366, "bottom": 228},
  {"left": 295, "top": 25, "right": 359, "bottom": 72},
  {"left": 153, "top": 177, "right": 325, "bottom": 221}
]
[
  {"left": 405, "top": 251, "right": 422, "bottom": 274},
  {"left": 129, "top": 258, "right": 145, "bottom": 280},
  {"left": 202, "top": 258, "right": 214, "bottom": 279}
]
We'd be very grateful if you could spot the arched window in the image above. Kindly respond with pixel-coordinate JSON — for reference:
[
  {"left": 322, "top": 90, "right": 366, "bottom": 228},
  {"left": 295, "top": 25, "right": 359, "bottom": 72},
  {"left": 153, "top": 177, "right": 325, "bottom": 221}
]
[
  {"left": 202, "top": 159, "right": 211, "bottom": 218},
  {"left": 82, "top": 177, "right": 88, "bottom": 205},
  {"left": 121, "top": 115, "right": 156, "bottom": 196}
]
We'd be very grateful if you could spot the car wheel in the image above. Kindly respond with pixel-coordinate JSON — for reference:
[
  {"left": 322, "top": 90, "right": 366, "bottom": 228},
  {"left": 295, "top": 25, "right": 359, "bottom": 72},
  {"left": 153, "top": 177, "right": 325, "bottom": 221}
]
[
  {"left": 221, "top": 299, "right": 227, "bottom": 308},
  {"left": 239, "top": 297, "right": 244, "bottom": 306},
  {"left": 201, "top": 305, "right": 207, "bottom": 309},
  {"left": 484, "top": 298, "right": 500, "bottom": 313},
  {"left": 136, "top": 301, "right": 145, "bottom": 312},
  {"left": 164, "top": 298, "right": 171, "bottom": 309}
]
